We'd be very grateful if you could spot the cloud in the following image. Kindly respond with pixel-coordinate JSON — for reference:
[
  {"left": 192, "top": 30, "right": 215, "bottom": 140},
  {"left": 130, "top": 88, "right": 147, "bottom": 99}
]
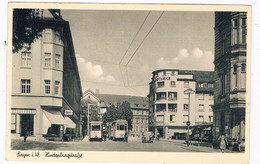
[
  {"left": 76, "top": 54, "right": 116, "bottom": 82},
  {"left": 156, "top": 48, "right": 214, "bottom": 70}
]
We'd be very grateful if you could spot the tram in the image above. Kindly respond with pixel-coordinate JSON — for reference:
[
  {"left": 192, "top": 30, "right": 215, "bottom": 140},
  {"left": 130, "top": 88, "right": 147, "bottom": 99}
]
[
  {"left": 108, "top": 119, "right": 128, "bottom": 140},
  {"left": 89, "top": 121, "right": 103, "bottom": 141}
]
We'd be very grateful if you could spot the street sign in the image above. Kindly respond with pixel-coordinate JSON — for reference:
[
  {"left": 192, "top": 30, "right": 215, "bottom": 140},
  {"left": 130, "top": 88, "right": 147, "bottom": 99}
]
[
  {"left": 186, "top": 121, "right": 190, "bottom": 126},
  {"left": 65, "top": 110, "right": 73, "bottom": 116}
]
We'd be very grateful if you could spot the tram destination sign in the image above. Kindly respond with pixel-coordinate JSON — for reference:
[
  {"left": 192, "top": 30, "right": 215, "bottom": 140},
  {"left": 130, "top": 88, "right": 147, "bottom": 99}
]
[{"left": 156, "top": 77, "right": 171, "bottom": 81}]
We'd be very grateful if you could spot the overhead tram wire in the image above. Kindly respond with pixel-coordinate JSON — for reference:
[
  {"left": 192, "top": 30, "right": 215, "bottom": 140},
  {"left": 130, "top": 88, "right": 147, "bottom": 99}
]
[
  {"left": 118, "top": 11, "right": 151, "bottom": 65},
  {"left": 124, "top": 11, "right": 164, "bottom": 87},
  {"left": 85, "top": 80, "right": 124, "bottom": 87}
]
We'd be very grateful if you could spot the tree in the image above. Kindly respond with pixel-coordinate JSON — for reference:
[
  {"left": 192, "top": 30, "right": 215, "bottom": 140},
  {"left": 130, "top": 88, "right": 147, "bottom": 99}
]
[
  {"left": 102, "top": 101, "right": 133, "bottom": 130},
  {"left": 12, "top": 9, "right": 43, "bottom": 53}
]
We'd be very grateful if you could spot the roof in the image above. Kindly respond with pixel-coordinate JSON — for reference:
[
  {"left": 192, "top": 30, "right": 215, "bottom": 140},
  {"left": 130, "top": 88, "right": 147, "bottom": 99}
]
[{"left": 96, "top": 94, "right": 149, "bottom": 110}]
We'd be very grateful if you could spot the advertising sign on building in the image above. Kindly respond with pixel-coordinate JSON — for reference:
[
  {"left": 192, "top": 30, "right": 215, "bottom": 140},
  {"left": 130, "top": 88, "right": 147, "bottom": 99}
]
[{"left": 65, "top": 110, "right": 73, "bottom": 116}]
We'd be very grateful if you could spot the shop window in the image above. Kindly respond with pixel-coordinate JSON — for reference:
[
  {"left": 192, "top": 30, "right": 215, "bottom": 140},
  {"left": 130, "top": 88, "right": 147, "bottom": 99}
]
[
  {"left": 184, "top": 81, "right": 189, "bottom": 88},
  {"left": 21, "top": 52, "right": 31, "bottom": 67},
  {"left": 44, "top": 80, "right": 51, "bottom": 94},
  {"left": 168, "top": 104, "right": 177, "bottom": 112},
  {"left": 44, "top": 53, "right": 52, "bottom": 68},
  {"left": 157, "top": 81, "right": 164, "bottom": 88},
  {"left": 47, "top": 124, "right": 61, "bottom": 136},
  {"left": 168, "top": 92, "right": 177, "bottom": 101},
  {"left": 21, "top": 79, "right": 31, "bottom": 93}
]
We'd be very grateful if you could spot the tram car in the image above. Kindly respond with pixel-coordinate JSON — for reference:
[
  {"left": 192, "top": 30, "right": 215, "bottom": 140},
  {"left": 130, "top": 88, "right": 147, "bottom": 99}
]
[
  {"left": 108, "top": 119, "right": 128, "bottom": 140},
  {"left": 89, "top": 121, "right": 103, "bottom": 141}
]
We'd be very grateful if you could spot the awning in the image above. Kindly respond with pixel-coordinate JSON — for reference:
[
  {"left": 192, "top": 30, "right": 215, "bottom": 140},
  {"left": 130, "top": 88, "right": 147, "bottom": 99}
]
[
  {"left": 64, "top": 117, "right": 76, "bottom": 129},
  {"left": 43, "top": 110, "right": 68, "bottom": 125}
]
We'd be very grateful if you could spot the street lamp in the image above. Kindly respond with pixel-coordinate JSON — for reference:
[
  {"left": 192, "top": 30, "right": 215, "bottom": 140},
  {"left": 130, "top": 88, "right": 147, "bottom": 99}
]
[{"left": 184, "top": 88, "right": 195, "bottom": 147}]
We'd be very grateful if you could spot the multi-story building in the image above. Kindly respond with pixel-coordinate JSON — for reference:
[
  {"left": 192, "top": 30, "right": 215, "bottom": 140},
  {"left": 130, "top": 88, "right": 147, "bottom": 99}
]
[
  {"left": 82, "top": 89, "right": 149, "bottom": 136},
  {"left": 148, "top": 69, "right": 216, "bottom": 139},
  {"left": 213, "top": 12, "right": 247, "bottom": 149},
  {"left": 11, "top": 10, "right": 83, "bottom": 141}
]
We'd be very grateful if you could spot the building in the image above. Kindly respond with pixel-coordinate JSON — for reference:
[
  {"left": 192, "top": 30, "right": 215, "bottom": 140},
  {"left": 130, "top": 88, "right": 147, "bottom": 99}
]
[
  {"left": 148, "top": 69, "right": 216, "bottom": 139},
  {"left": 82, "top": 89, "right": 149, "bottom": 136},
  {"left": 212, "top": 12, "right": 247, "bottom": 149},
  {"left": 11, "top": 10, "right": 83, "bottom": 141}
]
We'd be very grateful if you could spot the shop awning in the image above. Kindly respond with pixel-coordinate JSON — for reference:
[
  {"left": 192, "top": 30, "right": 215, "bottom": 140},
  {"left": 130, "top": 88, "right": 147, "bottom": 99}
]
[
  {"left": 64, "top": 117, "right": 76, "bottom": 129},
  {"left": 43, "top": 110, "right": 68, "bottom": 125}
]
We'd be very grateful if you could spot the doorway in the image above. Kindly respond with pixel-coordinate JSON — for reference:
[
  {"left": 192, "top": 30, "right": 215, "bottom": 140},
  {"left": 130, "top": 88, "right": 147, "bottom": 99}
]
[{"left": 20, "top": 114, "right": 34, "bottom": 136}]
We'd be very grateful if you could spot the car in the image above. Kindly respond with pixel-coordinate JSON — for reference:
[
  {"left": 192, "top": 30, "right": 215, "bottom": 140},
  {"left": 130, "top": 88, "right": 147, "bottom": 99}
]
[{"left": 141, "top": 132, "right": 154, "bottom": 143}]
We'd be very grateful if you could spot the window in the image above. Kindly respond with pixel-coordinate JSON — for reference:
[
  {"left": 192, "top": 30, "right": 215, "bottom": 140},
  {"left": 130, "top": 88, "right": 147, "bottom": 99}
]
[
  {"left": 170, "top": 81, "right": 176, "bottom": 87},
  {"left": 136, "top": 126, "right": 139, "bottom": 132},
  {"left": 233, "top": 65, "right": 237, "bottom": 74},
  {"left": 141, "top": 119, "right": 144, "bottom": 123},
  {"left": 156, "top": 104, "right": 166, "bottom": 112},
  {"left": 145, "top": 126, "right": 148, "bottom": 132},
  {"left": 44, "top": 53, "right": 52, "bottom": 67},
  {"left": 11, "top": 114, "right": 16, "bottom": 133},
  {"left": 136, "top": 118, "right": 139, "bottom": 123},
  {"left": 54, "top": 81, "right": 60, "bottom": 95},
  {"left": 183, "top": 115, "right": 188, "bottom": 123},
  {"left": 209, "top": 105, "right": 213, "bottom": 112},
  {"left": 209, "top": 116, "right": 213, "bottom": 122},
  {"left": 198, "top": 94, "right": 204, "bottom": 100},
  {"left": 209, "top": 93, "right": 214, "bottom": 100},
  {"left": 232, "top": 19, "right": 239, "bottom": 45},
  {"left": 198, "top": 115, "right": 204, "bottom": 122},
  {"left": 21, "top": 79, "right": 31, "bottom": 93},
  {"left": 44, "top": 29, "right": 52, "bottom": 41},
  {"left": 163, "top": 71, "right": 166, "bottom": 76},
  {"left": 21, "top": 52, "right": 31, "bottom": 67},
  {"left": 55, "top": 54, "right": 61, "bottom": 69},
  {"left": 198, "top": 83, "right": 204, "bottom": 88},
  {"left": 168, "top": 92, "right": 177, "bottom": 101},
  {"left": 199, "top": 104, "right": 204, "bottom": 112},
  {"left": 220, "top": 74, "right": 226, "bottom": 95},
  {"left": 184, "top": 104, "right": 189, "bottom": 111},
  {"left": 44, "top": 80, "right": 51, "bottom": 94},
  {"left": 241, "top": 64, "right": 246, "bottom": 72},
  {"left": 171, "top": 71, "right": 176, "bottom": 76},
  {"left": 156, "top": 115, "right": 164, "bottom": 122},
  {"left": 242, "top": 18, "right": 247, "bottom": 44},
  {"left": 184, "top": 81, "right": 189, "bottom": 88},
  {"left": 157, "top": 81, "right": 164, "bottom": 88},
  {"left": 156, "top": 92, "right": 166, "bottom": 100},
  {"left": 168, "top": 104, "right": 177, "bottom": 112},
  {"left": 208, "top": 83, "right": 214, "bottom": 88},
  {"left": 55, "top": 30, "right": 61, "bottom": 43},
  {"left": 170, "top": 115, "right": 175, "bottom": 122}
]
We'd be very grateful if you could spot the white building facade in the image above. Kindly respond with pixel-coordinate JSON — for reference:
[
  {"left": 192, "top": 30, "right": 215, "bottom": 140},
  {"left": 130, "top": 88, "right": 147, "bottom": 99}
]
[{"left": 148, "top": 69, "right": 216, "bottom": 139}]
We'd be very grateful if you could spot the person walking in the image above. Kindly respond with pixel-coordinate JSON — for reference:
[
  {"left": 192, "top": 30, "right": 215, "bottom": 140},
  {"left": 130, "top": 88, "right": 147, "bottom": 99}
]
[
  {"left": 236, "top": 132, "right": 241, "bottom": 152},
  {"left": 218, "top": 133, "right": 228, "bottom": 153}
]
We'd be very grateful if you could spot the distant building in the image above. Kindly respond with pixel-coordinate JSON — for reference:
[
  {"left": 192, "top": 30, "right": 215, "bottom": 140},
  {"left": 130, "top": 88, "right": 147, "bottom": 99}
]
[
  {"left": 213, "top": 12, "right": 247, "bottom": 149},
  {"left": 148, "top": 69, "right": 216, "bottom": 139},
  {"left": 82, "top": 89, "right": 149, "bottom": 136},
  {"left": 11, "top": 10, "right": 83, "bottom": 141}
]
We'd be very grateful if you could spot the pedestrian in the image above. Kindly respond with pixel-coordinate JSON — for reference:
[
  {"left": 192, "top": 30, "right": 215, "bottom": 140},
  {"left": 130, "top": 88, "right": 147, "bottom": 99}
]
[
  {"left": 218, "top": 132, "right": 228, "bottom": 153},
  {"left": 103, "top": 131, "right": 107, "bottom": 142},
  {"left": 124, "top": 130, "right": 128, "bottom": 143},
  {"left": 23, "top": 126, "right": 28, "bottom": 142},
  {"left": 157, "top": 132, "right": 160, "bottom": 141},
  {"left": 235, "top": 132, "right": 241, "bottom": 152}
]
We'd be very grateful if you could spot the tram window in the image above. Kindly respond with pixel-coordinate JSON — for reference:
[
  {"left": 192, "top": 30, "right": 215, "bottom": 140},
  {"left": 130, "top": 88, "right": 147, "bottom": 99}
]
[
  {"left": 120, "top": 125, "right": 125, "bottom": 130},
  {"left": 117, "top": 124, "right": 120, "bottom": 130},
  {"left": 92, "top": 125, "right": 100, "bottom": 131}
]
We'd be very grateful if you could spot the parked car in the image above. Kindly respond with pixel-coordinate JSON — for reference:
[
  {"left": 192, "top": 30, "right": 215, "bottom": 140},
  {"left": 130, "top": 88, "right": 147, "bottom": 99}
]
[{"left": 142, "top": 132, "right": 154, "bottom": 143}]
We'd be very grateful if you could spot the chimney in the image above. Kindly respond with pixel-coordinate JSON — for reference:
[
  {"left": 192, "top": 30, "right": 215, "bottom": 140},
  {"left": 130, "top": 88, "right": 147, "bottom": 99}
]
[{"left": 96, "top": 89, "right": 100, "bottom": 94}]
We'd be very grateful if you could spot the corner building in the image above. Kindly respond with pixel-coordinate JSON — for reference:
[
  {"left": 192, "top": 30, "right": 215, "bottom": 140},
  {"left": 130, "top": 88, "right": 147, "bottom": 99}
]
[
  {"left": 148, "top": 69, "right": 216, "bottom": 139},
  {"left": 213, "top": 12, "right": 247, "bottom": 149},
  {"left": 11, "top": 10, "right": 83, "bottom": 141}
]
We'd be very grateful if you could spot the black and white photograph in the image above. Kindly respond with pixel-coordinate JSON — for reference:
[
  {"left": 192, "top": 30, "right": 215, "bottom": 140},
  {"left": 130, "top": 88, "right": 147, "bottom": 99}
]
[{"left": 5, "top": 3, "right": 251, "bottom": 163}]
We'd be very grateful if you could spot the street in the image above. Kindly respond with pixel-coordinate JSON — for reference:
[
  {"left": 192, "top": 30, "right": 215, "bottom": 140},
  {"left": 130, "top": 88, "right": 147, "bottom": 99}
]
[{"left": 11, "top": 137, "right": 222, "bottom": 152}]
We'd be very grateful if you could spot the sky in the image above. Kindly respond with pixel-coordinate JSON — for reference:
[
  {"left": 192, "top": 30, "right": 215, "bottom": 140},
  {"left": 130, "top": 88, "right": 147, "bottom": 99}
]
[{"left": 61, "top": 10, "right": 214, "bottom": 97}]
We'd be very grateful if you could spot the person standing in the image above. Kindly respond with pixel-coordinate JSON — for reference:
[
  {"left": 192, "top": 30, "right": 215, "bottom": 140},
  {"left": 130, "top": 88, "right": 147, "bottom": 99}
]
[
  {"left": 23, "top": 126, "right": 28, "bottom": 142},
  {"left": 124, "top": 130, "right": 128, "bottom": 143},
  {"left": 218, "top": 133, "right": 228, "bottom": 153},
  {"left": 157, "top": 132, "right": 160, "bottom": 141}
]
